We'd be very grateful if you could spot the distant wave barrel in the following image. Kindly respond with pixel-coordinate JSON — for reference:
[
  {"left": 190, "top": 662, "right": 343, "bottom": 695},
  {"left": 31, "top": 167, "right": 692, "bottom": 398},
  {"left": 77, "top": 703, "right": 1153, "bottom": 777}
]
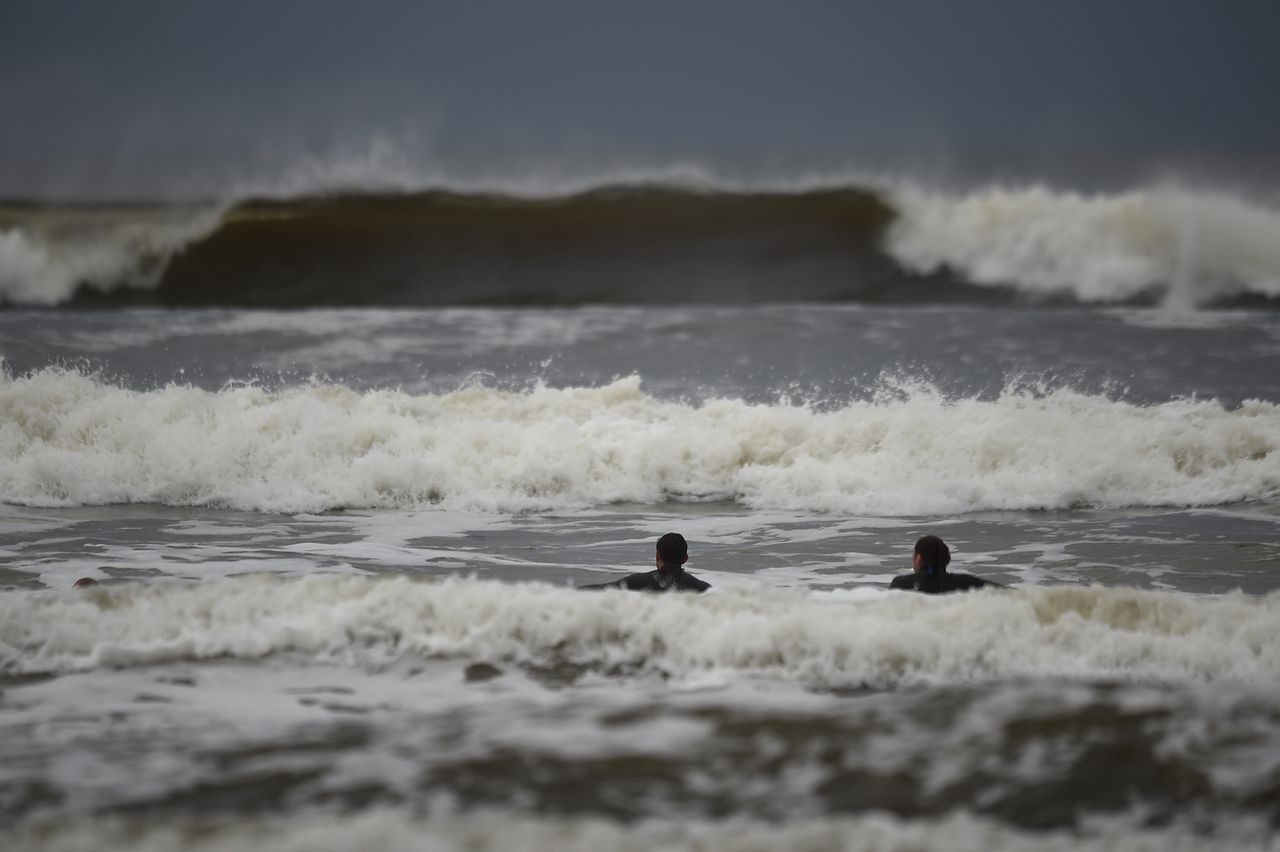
[
  {"left": 2, "top": 182, "right": 1279, "bottom": 308},
  {"left": 3, "top": 188, "right": 911, "bottom": 308}
]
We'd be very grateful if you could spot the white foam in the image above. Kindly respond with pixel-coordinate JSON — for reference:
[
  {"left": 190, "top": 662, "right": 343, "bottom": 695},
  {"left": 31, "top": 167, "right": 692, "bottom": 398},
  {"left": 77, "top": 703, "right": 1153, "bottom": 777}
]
[
  {"left": 886, "top": 183, "right": 1280, "bottom": 306},
  {"left": 2, "top": 371, "right": 1277, "bottom": 515},
  {"left": 2, "top": 575, "right": 1277, "bottom": 687},
  {"left": 0, "top": 210, "right": 223, "bottom": 306},
  {"left": 3, "top": 806, "right": 1271, "bottom": 852}
]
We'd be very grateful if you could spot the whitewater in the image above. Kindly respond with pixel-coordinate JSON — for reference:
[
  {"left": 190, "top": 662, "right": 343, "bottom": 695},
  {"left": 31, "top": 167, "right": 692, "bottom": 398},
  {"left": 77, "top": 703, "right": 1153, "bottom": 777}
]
[
  {"left": 2, "top": 370, "right": 1277, "bottom": 514},
  {"left": 4, "top": 575, "right": 1278, "bottom": 685}
]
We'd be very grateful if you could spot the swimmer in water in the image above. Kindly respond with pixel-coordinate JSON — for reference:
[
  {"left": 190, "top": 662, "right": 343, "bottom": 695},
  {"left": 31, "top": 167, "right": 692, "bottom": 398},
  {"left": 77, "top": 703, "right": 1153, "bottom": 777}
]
[
  {"left": 578, "top": 532, "right": 710, "bottom": 593},
  {"left": 72, "top": 577, "right": 100, "bottom": 588},
  {"left": 890, "top": 535, "right": 998, "bottom": 593}
]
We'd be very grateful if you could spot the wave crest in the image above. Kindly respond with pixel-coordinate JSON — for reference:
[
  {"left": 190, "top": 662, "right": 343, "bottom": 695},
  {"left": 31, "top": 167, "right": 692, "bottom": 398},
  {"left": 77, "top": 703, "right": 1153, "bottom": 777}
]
[
  {"left": 886, "top": 184, "right": 1280, "bottom": 306},
  {"left": 3, "top": 576, "right": 1277, "bottom": 687},
  {"left": 0, "top": 205, "right": 223, "bottom": 305},
  {"left": 2, "top": 370, "right": 1277, "bottom": 514}
]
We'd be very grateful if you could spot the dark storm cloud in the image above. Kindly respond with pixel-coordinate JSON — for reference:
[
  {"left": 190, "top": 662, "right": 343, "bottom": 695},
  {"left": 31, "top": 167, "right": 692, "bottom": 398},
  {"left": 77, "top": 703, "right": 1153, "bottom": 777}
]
[{"left": 3, "top": 0, "right": 1279, "bottom": 197}]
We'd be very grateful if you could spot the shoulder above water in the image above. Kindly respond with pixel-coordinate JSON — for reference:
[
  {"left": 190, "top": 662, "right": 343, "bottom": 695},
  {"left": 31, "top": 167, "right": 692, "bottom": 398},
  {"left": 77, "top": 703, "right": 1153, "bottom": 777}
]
[
  {"left": 579, "top": 568, "right": 710, "bottom": 593},
  {"left": 889, "top": 572, "right": 1001, "bottom": 593}
]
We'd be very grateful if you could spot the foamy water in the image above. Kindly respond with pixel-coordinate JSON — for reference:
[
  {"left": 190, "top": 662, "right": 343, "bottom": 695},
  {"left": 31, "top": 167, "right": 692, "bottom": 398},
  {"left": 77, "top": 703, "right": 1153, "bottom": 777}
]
[
  {"left": 887, "top": 184, "right": 1280, "bottom": 306},
  {"left": 0, "top": 208, "right": 222, "bottom": 305},
  {"left": 5, "top": 569, "right": 1279, "bottom": 840},
  {"left": 8, "top": 809, "right": 1273, "bottom": 852},
  {"left": 3, "top": 576, "right": 1276, "bottom": 687},
  {"left": 2, "top": 369, "right": 1277, "bottom": 514}
]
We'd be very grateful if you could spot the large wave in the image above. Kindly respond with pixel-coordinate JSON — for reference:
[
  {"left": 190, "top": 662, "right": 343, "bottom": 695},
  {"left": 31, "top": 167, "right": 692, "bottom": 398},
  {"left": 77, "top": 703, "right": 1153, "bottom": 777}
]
[
  {"left": 2, "top": 179, "right": 1278, "bottom": 308},
  {"left": 2, "top": 370, "right": 1277, "bottom": 514},
  {"left": 3, "top": 575, "right": 1277, "bottom": 687}
]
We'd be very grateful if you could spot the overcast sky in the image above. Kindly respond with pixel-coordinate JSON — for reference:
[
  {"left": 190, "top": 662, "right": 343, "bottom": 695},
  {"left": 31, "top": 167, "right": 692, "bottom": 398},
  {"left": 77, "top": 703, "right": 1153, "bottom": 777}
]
[{"left": 3, "top": 0, "right": 1279, "bottom": 198}]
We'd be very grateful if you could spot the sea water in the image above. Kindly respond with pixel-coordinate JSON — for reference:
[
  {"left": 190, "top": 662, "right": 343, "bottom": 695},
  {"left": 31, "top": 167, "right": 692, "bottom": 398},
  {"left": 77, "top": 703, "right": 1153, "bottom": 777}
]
[{"left": 2, "top": 182, "right": 1280, "bottom": 851}]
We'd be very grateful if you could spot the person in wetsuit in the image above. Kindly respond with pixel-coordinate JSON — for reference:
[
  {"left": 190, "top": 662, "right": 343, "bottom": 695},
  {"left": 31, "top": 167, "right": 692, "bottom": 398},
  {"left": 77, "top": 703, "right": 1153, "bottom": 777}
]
[
  {"left": 890, "top": 535, "right": 997, "bottom": 593},
  {"left": 578, "top": 532, "right": 710, "bottom": 593}
]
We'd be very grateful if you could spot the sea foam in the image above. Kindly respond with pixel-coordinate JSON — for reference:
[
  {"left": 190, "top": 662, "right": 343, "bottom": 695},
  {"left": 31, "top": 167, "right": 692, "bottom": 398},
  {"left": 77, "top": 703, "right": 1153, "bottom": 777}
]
[
  {"left": 2, "top": 575, "right": 1277, "bottom": 687},
  {"left": 2, "top": 370, "right": 1277, "bottom": 514},
  {"left": 886, "top": 184, "right": 1280, "bottom": 306},
  {"left": 5, "top": 808, "right": 1270, "bottom": 852},
  {"left": 0, "top": 209, "right": 222, "bottom": 305}
]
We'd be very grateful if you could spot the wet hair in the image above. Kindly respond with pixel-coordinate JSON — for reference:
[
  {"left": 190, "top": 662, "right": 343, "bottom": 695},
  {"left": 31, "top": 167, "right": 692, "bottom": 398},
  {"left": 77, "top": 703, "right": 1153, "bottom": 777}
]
[
  {"left": 656, "top": 532, "right": 688, "bottom": 565},
  {"left": 913, "top": 535, "right": 951, "bottom": 593}
]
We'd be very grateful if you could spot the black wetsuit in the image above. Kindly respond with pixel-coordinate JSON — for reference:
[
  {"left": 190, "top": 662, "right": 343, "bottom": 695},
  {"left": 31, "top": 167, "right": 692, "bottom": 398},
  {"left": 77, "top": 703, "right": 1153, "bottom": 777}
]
[
  {"left": 579, "top": 565, "right": 711, "bottom": 593},
  {"left": 890, "top": 572, "right": 996, "bottom": 593}
]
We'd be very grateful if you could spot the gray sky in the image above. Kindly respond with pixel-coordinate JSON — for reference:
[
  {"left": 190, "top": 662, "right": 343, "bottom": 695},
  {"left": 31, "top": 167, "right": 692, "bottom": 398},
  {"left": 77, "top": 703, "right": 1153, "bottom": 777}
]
[{"left": 3, "top": 0, "right": 1279, "bottom": 198}]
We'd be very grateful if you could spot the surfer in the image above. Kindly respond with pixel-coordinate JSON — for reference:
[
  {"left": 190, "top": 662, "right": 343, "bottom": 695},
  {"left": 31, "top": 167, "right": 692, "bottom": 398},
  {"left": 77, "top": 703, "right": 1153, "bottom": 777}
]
[
  {"left": 890, "top": 535, "right": 998, "bottom": 593},
  {"left": 578, "top": 532, "right": 710, "bottom": 592}
]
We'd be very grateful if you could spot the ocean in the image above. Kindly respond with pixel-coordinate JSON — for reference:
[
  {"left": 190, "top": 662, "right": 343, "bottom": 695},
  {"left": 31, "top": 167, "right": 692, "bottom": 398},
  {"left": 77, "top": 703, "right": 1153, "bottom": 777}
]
[{"left": 2, "top": 175, "right": 1279, "bottom": 851}]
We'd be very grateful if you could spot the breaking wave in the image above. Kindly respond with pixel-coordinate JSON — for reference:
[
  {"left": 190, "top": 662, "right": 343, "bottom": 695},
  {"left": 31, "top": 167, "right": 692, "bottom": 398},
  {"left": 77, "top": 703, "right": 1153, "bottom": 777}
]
[
  {"left": 0, "top": 204, "right": 223, "bottom": 306},
  {"left": 3, "top": 575, "right": 1278, "bottom": 687},
  {"left": 2, "top": 179, "right": 1277, "bottom": 308},
  {"left": 887, "top": 184, "right": 1280, "bottom": 308},
  {"left": 2, "top": 370, "right": 1277, "bottom": 515}
]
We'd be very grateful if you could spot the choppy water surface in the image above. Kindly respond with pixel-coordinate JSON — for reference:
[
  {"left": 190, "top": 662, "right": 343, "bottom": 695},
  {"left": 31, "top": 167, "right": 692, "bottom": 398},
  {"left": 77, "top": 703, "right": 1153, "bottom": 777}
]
[{"left": 3, "top": 302, "right": 1279, "bottom": 850}]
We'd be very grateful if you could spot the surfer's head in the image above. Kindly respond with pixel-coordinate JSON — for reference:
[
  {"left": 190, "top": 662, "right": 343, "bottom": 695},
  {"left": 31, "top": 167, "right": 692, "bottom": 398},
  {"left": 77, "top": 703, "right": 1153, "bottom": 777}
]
[
  {"left": 72, "top": 577, "right": 100, "bottom": 588},
  {"left": 912, "top": 535, "right": 950, "bottom": 592},
  {"left": 656, "top": 532, "right": 688, "bottom": 568}
]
